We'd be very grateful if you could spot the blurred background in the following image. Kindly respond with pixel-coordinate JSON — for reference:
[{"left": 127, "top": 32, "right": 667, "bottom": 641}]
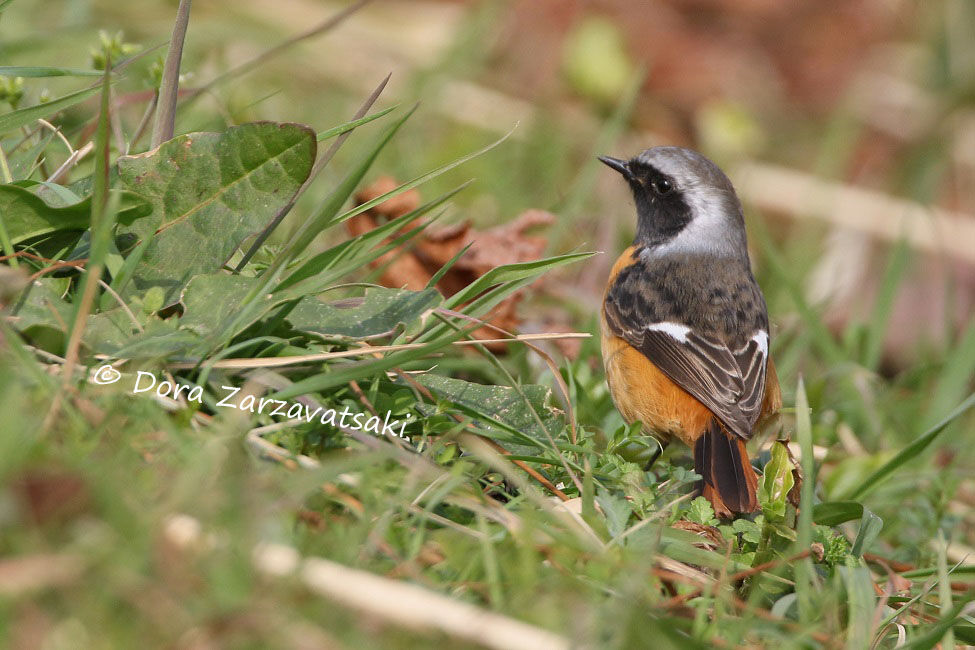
[{"left": 4, "top": 0, "right": 974, "bottom": 438}]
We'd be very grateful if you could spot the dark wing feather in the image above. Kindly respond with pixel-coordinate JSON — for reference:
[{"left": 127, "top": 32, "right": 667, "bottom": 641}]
[{"left": 604, "top": 290, "right": 768, "bottom": 440}]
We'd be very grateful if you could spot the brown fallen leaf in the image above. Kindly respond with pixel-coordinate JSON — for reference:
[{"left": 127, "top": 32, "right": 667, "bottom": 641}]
[
  {"left": 348, "top": 177, "right": 557, "bottom": 350},
  {"left": 671, "top": 520, "right": 727, "bottom": 551}
]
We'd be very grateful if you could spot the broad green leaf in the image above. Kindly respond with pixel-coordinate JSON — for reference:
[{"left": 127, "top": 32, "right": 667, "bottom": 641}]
[
  {"left": 412, "top": 374, "right": 564, "bottom": 455},
  {"left": 103, "top": 327, "right": 202, "bottom": 358},
  {"left": 179, "top": 273, "right": 281, "bottom": 340},
  {"left": 287, "top": 287, "right": 441, "bottom": 340},
  {"left": 117, "top": 122, "right": 316, "bottom": 304},
  {"left": 0, "top": 84, "right": 103, "bottom": 135},
  {"left": 0, "top": 184, "right": 151, "bottom": 245},
  {"left": 6, "top": 278, "right": 71, "bottom": 334},
  {"left": 83, "top": 311, "right": 182, "bottom": 355},
  {"left": 0, "top": 66, "right": 102, "bottom": 77}
]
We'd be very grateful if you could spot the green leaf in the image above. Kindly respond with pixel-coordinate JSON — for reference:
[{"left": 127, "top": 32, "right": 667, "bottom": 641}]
[
  {"left": 444, "top": 252, "right": 594, "bottom": 310},
  {"left": 758, "top": 441, "right": 795, "bottom": 523},
  {"left": 286, "top": 287, "right": 442, "bottom": 340},
  {"left": 732, "top": 517, "right": 761, "bottom": 544},
  {"left": 839, "top": 566, "right": 876, "bottom": 649},
  {"left": 412, "top": 374, "right": 564, "bottom": 454},
  {"left": 179, "top": 273, "right": 281, "bottom": 341},
  {"left": 685, "top": 496, "right": 718, "bottom": 526},
  {"left": 0, "top": 84, "right": 103, "bottom": 135},
  {"left": 316, "top": 105, "right": 398, "bottom": 141},
  {"left": 117, "top": 122, "right": 316, "bottom": 304},
  {"left": 812, "top": 501, "right": 864, "bottom": 526},
  {"left": 850, "top": 508, "right": 882, "bottom": 558},
  {"left": 597, "top": 489, "right": 633, "bottom": 539},
  {"left": 6, "top": 278, "right": 72, "bottom": 334},
  {"left": 0, "top": 184, "right": 152, "bottom": 245},
  {"left": 0, "top": 66, "right": 102, "bottom": 77}
]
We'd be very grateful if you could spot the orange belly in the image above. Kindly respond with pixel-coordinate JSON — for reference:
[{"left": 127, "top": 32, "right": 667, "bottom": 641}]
[{"left": 601, "top": 325, "right": 713, "bottom": 447}]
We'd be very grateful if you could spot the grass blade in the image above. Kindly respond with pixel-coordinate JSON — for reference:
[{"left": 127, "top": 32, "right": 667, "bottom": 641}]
[
  {"left": 55, "top": 62, "right": 116, "bottom": 425},
  {"left": 185, "top": 0, "right": 373, "bottom": 103},
  {"left": 151, "top": 0, "right": 192, "bottom": 148},
  {"left": 324, "top": 123, "right": 518, "bottom": 231},
  {"left": 849, "top": 391, "right": 975, "bottom": 500},
  {"left": 317, "top": 105, "right": 398, "bottom": 142},
  {"left": 275, "top": 183, "right": 467, "bottom": 293},
  {"left": 0, "top": 66, "right": 102, "bottom": 77},
  {"left": 248, "top": 103, "right": 418, "bottom": 303},
  {"left": 841, "top": 566, "right": 877, "bottom": 650},
  {"left": 937, "top": 530, "right": 956, "bottom": 650},
  {"left": 794, "top": 377, "right": 816, "bottom": 623},
  {"left": 0, "top": 85, "right": 103, "bottom": 135},
  {"left": 235, "top": 73, "right": 393, "bottom": 272},
  {"left": 863, "top": 238, "right": 911, "bottom": 369},
  {"left": 445, "top": 252, "right": 593, "bottom": 309}
]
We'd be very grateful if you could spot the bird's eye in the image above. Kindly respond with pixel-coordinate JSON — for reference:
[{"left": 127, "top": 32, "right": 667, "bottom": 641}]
[{"left": 652, "top": 179, "right": 673, "bottom": 195}]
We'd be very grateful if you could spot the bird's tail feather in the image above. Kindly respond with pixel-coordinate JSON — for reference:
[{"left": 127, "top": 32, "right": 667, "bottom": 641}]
[{"left": 693, "top": 419, "right": 758, "bottom": 517}]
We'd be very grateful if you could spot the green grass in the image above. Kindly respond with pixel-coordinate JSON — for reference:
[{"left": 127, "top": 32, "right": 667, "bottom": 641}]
[{"left": 0, "top": 1, "right": 974, "bottom": 648}]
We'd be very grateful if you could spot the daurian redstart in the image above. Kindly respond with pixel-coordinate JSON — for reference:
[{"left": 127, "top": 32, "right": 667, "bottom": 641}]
[{"left": 599, "top": 147, "right": 781, "bottom": 517}]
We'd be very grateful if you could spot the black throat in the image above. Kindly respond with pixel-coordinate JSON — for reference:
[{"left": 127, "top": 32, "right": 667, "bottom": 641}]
[{"left": 627, "top": 162, "right": 693, "bottom": 248}]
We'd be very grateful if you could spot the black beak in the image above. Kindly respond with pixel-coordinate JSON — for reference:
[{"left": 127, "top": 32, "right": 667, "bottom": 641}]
[{"left": 598, "top": 155, "right": 632, "bottom": 180}]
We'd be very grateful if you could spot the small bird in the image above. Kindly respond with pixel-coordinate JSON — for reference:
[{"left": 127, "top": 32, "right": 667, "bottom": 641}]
[{"left": 599, "top": 147, "right": 781, "bottom": 517}]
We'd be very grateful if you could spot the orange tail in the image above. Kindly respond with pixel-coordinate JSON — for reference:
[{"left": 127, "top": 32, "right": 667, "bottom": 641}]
[{"left": 693, "top": 419, "right": 758, "bottom": 518}]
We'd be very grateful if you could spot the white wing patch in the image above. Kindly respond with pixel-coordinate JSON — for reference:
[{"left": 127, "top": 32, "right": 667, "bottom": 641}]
[
  {"left": 740, "top": 330, "right": 768, "bottom": 356},
  {"left": 646, "top": 322, "right": 692, "bottom": 343}
]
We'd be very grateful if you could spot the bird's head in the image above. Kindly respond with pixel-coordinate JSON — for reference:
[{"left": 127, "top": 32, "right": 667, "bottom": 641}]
[{"left": 599, "top": 147, "right": 748, "bottom": 259}]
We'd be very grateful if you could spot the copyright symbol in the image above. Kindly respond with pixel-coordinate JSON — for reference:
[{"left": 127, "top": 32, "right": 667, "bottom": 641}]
[{"left": 90, "top": 364, "right": 122, "bottom": 385}]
